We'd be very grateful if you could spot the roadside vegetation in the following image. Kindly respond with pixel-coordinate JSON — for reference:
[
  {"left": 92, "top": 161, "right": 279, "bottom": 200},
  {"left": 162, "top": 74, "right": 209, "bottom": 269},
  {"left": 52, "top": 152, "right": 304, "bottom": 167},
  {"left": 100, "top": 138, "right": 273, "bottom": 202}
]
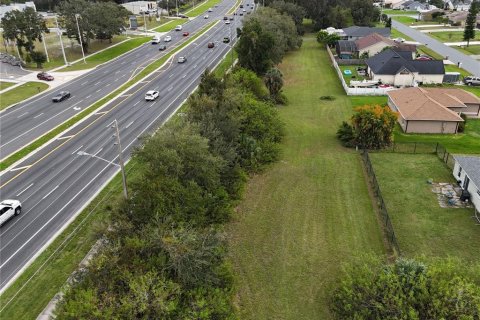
[
  {"left": 0, "top": 81, "right": 15, "bottom": 91},
  {"left": 0, "top": 82, "right": 49, "bottom": 111},
  {"left": 152, "top": 18, "right": 189, "bottom": 32},
  {"left": 429, "top": 30, "right": 480, "bottom": 42}
]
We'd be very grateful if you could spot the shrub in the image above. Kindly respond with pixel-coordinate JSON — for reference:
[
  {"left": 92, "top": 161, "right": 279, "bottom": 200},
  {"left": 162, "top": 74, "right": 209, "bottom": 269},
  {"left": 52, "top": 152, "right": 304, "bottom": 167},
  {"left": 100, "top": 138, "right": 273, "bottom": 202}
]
[{"left": 458, "top": 113, "right": 467, "bottom": 133}]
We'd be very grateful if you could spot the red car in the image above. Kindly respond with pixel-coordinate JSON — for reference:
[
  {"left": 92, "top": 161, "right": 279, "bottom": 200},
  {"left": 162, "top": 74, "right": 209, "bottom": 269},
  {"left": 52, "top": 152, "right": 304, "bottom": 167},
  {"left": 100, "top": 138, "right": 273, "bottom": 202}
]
[
  {"left": 37, "top": 72, "right": 54, "bottom": 81},
  {"left": 182, "top": 31, "right": 189, "bottom": 36},
  {"left": 207, "top": 42, "right": 215, "bottom": 48}
]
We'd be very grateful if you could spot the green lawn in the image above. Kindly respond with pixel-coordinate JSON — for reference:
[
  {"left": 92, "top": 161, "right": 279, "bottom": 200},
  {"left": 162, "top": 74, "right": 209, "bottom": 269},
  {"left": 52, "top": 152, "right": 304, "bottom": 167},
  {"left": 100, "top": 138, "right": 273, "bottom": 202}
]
[
  {"left": 429, "top": 31, "right": 480, "bottom": 42},
  {"left": 383, "top": 9, "right": 418, "bottom": 15},
  {"left": 417, "top": 45, "right": 444, "bottom": 60},
  {"left": 390, "top": 28, "right": 414, "bottom": 41},
  {"left": 394, "top": 119, "right": 480, "bottom": 154},
  {"left": 228, "top": 35, "right": 385, "bottom": 320},
  {"left": 350, "top": 96, "right": 388, "bottom": 107},
  {"left": 0, "top": 82, "right": 49, "bottom": 110},
  {"left": 135, "top": 16, "right": 174, "bottom": 30},
  {"left": 152, "top": 18, "right": 188, "bottom": 32},
  {"left": 369, "top": 153, "right": 480, "bottom": 261},
  {"left": 455, "top": 45, "right": 480, "bottom": 56},
  {"left": 0, "top": 81, "right": 16, "bottom": 91},
  {"left": 59, "top": 37, "right": 150, "bottom": 71},
  {"left": 392, "top": 15, "right": 431, "bottom": 25}
]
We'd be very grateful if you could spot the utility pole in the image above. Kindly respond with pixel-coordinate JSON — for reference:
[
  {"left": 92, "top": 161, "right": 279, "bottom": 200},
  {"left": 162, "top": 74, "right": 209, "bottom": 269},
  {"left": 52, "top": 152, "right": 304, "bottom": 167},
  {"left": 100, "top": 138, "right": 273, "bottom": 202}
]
[
  {"left": 54, "top": 15, "right": 68, "bottom": 65},
  {"left": 41, "top": 32, "right": 50, "bottom": 62},
  {"left": 113, "top": 119, "right": 128, "bottom": 199},
  {"left": 75, "top": 14, "right": 86, "bottom": 63}
]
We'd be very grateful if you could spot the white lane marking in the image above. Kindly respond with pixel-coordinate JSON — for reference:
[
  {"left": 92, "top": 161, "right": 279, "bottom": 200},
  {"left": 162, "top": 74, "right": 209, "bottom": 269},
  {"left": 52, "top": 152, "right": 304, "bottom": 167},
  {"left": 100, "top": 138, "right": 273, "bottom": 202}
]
[
  {"left": 121, "top": 61, "right": 126, "bottom": 64},
  {"left": 193, "top": 64, "right": 197, "bottom": 69},
  {"left": 93, "top": 148, "right": 103, "bottom": 157},
  {"left": 71, "top": 145, "right": 83, "bottom": 155},
  {"left": 33, "top": 113, "right": 44, "bottom": 119},
  {"left": 96, "top": 89, "right": 101, "bottom": 93},
  {"left": 85, "top": 95, "right": 91, "bottom": 99},
  {"left": 95, "top": 111, "right": 108, "bottom": 115},
  {"left": 133, "top": 101, "right": 140, "bottom": 106},
  {"left": 73, "top": 107, "right": 81, "bottom": 111},
  {"left": 81, "top": 81, "right": 88, "bottom": 85},
  {"left": 182, "top": 74, "right": 187, "bottom": 78},
  {"left": 17, "top": 112, "right": 28, "bottom": 118},
  {"left": 42, "top": 185, "right": 59, "bottom": 199},
  {"left": 10, "top": 165, "right": 31, "bottom": 172},
  {"left": 70, "top": 101, "right": 82, "bottom": 108},
  {"left": 168, "top": 86, "right": 173, "bottom": 92},
  {"left": 16, "top": 183, "right": 34, "bottom": 197},
  {"left": 70, "top": 96, "right": 76, "bottom": 99},
  {"left": 169, "top": 74, "right": 173, "bottom": 78},
  {"left": 57, "top": 135, "right": 73, "bottom": 140},
  {"left": 125, "top": 121, "right": 134, "bottom": 129},
  {"left": 105, "top": 83, "right": 111, "bottom": 87},
  {"left": 94, "top": 81, "right": 101, "bottom": 85},
  {"left": 120, "top": 94, "right": 132, "bottom": 97}
]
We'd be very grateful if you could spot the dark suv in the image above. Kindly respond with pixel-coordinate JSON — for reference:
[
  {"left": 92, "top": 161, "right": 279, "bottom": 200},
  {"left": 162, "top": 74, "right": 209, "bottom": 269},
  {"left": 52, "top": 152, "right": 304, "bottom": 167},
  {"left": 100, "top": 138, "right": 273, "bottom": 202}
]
[{"left": 52, "top": 91, "right": 71, "bottom": 102}]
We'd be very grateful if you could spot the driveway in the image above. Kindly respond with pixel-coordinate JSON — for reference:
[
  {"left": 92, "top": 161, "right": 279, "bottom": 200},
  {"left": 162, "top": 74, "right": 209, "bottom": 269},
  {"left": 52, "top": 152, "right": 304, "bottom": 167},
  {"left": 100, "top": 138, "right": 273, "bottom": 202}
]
[{"left": 392, "top": 20, "right": 480, "bottom": 77}]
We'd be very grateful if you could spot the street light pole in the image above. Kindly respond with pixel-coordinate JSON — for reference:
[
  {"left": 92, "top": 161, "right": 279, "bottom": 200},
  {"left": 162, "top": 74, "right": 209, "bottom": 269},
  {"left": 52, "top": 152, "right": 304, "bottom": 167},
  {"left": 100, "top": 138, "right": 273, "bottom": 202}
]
[
  {"left": 75, "top": 14, "right": 86, "bottom": 64},
  {"left": 143, "top": 11, "right": 147, "bottom": 35},
  {"left": 113, "top": 119, "right": 128, "bottom": 199},
  {"left": 54, "top": 15, "right": 68, "bottom": 66},
  {"left": 41, "top": 32, "right": 50, "bottom": 62}
]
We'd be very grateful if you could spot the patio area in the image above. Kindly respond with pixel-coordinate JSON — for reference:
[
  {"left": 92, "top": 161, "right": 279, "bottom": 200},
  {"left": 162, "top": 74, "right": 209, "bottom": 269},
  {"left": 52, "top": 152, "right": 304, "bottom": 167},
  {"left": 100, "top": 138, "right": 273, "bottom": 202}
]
[{"left": 430, "top": 182, "right": 473, "bottom": 208}]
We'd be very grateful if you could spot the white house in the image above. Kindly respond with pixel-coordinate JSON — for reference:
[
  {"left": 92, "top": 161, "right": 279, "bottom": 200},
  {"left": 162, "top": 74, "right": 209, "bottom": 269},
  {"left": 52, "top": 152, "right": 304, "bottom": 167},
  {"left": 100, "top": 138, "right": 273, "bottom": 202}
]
[
  {"left": 453, "top": 155, "right": 480, "bottom": 218},
  {"left": 0, "top": 2, "right": 36, "bottom": 20}
]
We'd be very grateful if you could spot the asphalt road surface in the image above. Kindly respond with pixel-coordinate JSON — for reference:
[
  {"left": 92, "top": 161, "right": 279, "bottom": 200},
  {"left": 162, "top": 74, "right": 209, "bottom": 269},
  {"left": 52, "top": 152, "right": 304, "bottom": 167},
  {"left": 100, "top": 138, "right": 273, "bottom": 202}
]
[
  {"left": 0, "top": 0, "right": 248, "bottom": 292},
  {"left": 392, "top": 20, "right": 480, "bottom": 77},
  {"left": 0, "top": 0, "right": 237, "bottom": 159}
]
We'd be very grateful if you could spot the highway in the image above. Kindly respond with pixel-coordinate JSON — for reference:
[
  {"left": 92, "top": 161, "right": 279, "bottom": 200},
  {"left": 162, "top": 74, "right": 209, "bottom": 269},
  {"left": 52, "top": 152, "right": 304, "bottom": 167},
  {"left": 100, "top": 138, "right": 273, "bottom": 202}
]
[
  {"left": 0, "top": 0, "right": 236, "bottom": 159},
  {"left": 0, "top": 0, "right": 248, "bottom": 292}
]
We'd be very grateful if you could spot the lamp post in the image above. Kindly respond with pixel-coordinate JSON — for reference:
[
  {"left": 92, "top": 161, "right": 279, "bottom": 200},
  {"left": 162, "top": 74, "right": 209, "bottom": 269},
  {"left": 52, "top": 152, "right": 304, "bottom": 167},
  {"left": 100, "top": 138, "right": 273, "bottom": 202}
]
[
  {"left": 75, "top": 13, "right": 86, "bottom": 64},
  {"left": 77, "top": 119, "right": 128, "bottom": 199},
  {"left": 41, "top": 32, "right": 50, "bottom": 62},
  {"left": 54, "top": 15, "right": 68, "bottom": 66}
]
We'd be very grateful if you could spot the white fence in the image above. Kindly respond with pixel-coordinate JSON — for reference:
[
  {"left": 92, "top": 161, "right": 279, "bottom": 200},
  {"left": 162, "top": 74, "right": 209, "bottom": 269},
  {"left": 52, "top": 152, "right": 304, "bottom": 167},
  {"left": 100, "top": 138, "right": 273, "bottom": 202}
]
[{"left": 326, "top": 46, "right": 395, "bottom": 96}]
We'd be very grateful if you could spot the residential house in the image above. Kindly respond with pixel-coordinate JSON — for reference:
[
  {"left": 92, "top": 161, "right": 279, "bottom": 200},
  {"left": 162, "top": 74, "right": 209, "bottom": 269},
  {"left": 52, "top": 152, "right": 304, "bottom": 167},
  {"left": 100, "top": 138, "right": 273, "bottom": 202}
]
[
  {"left": 335, "top": 40, "right": 358, "bottom": 59},
  {"left": 366, "top": 49, "right": 444, "bottom": 86},
  {"left": 0, "top": 2, "right": 36, "bottom": 19},
  {"left": 121, "top": 1, "right": 157, "bottom": 14},
  {"left": 446, "top": 11, "right": 480, "bottom": 27},
  {"left": 453, "top": 155, "right": 480, "bottom": 218},
  {"left": 341, "top": 26, "right": 391, "bottom": 41},
  {"left": 401, "top": 0, "right": 428, "bottom": 11},
  {"left": 384, "top": 0, "right": 408, "bottom": 9},
  {"left": 387, "top": 87, "right": 480, "bottom": 133},
  {"left": 444, "top": 0, "right": 472, "bottom": 11},
  {"left": 355, "top": 33, "right": 417, "bottom": 58}
]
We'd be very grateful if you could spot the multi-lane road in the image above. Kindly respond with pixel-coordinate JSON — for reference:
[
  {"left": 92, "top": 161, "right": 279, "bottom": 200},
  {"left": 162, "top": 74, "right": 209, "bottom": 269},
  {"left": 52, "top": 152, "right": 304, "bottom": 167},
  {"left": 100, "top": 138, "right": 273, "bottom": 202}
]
[{"left": 0, "top": 0, "right": 248, "bottom": 292}]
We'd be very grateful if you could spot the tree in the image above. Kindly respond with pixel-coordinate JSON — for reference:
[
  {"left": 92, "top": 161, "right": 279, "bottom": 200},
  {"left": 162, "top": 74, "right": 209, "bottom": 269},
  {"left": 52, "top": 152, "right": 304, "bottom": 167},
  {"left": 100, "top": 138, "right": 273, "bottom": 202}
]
[
  {"left": 328, "top": 6, "right": 353, "bottom": 29},
  {"left": 1, "top": 7, "right": 49, "bottom": 56},
  {"left": 264, "top": 67, "right": 284, "bottom": 102},
  {"left": 386, "top": 17, "right": 392, "bottom": 29},
  {"left": 331, "top": 257, "right": 480, "bottom": 319},
  {"left": 30, "top": 51, "right": 47, "bottom": 68},
  {"left": 270, "top": 1, "right": 306, "bottom": 34},
  {"left": 463, "top": 0, "right": 479, "bottom": 47},
  {"left": 316, "top": 30, "right": 340, "bottom": 47},
  {"left": 350, "top": 0, "right": 380, "bottom": 26},
  {"left": 235, "top": 18, "right": 275, "bottom": 74}
]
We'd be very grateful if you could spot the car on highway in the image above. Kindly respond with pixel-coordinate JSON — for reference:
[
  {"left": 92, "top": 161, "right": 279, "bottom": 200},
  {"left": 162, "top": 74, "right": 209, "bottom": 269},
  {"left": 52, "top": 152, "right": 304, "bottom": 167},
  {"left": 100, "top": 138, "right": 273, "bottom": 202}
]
[
  {"left": 240, "top": 4, "right": 244, "bottom": 8},
  {"left": 158, "top": 44, "right": 167, "bottom": 51},
  {"left": 463, "top": 76, "right": 480, "bottom": 86},
  {"left": 175, "top": 25, "right": 182, "bottom": 31},
  {"left": 183, "top": 31, "right": 189, "bottom": 36},
  {"left": 178, "top": 56, "right": 187, "bottom": 63},
  {"left": 229, "top": 16, "right": 234, "bottom": 20},
  {"left": 37, "top": 72, "right": 54, "bottom": 81},
  {"left": 204, "top": 14, "right": 209, "bottom": 19},
  {"left": 223, "top": 16, "right": 228, "bottom": 20},
  {"left": 151, "top": 35, "right": 161, "bottom": 44},
  {"left": 225, "top": 20, "right": 230, "bottom": 24},
  {"left": 52, "top": 91, "right": 71, "bottom": 102},
  {"left": 0, "top": 199, "right": 22, "bottom": 227},
  {"left": 208, "top": 42, "right": 215, "bottom": 48},
  {"left": 242, "top": 8, "right": 246, "bottom": 12},
  {"left": 164, "top": 35, "right": 172, "bottom": 42},
  {"left": 208, "top": 8, "right": 213, "bottom": 12},
  {"left": 239, "top": 12, "right": 243, "bottom": 16},
  {"left": 223, "top": 37, "right": 230, "bottom": 43},
  {"left": 145, "top": 90, "right": 160, "bottom": 101}
]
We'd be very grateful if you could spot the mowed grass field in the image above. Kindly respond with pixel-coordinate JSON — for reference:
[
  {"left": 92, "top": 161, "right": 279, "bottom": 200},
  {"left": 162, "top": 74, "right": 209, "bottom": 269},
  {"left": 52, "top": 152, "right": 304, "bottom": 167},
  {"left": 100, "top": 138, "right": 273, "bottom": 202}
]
[
  {"left": 228, "top": 36, "right": 385, "bottom": 319},
  {"left": 369, "top": 153, "right": 480, "bottom": 261}
]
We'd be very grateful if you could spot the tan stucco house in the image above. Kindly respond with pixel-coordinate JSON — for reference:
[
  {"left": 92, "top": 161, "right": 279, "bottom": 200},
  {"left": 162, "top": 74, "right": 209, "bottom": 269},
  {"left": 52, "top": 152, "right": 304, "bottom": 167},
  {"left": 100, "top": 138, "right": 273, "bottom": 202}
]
[
  {"left": 387, "top": 87, "right": 480, "bottom": 133},
  {"left": 355, "top": 33, "right": 416, "bottom": 58},
  {"left": 366, "top": 49, "right": 445, "bottom": 86}
]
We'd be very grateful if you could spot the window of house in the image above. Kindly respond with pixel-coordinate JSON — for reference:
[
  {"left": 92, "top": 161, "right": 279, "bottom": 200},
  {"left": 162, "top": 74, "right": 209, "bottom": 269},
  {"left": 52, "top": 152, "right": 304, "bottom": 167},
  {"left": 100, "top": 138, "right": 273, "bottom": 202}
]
[{"left": 457, "top": 166, "right": 462, "bottom": 177}]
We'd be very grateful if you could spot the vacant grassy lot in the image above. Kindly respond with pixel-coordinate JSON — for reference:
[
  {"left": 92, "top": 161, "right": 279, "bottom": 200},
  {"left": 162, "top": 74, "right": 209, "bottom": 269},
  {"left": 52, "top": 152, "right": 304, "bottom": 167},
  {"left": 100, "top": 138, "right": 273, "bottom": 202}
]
[
  {"left": 369, "top": 153, "right": 480, "bottom": 261},
  {"left": 429, "top": 31, "right": 480, "bottom": 42},
  {"left": 456, "top": 45, "right": 480, "bottom": 56},
  {"left": 0, "top": 82, "right": 49, "bottom": 110},
  {"left": 228, "top": 36, "right": 385, "bottom": 320},
  {"left": 394, "top": 119, "right": 480, "bottom": 154}
]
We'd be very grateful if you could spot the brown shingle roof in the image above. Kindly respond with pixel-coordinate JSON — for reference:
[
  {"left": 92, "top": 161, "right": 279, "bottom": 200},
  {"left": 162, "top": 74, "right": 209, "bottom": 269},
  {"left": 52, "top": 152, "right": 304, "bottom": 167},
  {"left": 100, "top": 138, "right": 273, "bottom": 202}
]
[
  {"left": 387, "top": 87, "right": 473, "bottom": 121},
  {"left": 355, "top": 33, "right": 394, "bottom": 50}
]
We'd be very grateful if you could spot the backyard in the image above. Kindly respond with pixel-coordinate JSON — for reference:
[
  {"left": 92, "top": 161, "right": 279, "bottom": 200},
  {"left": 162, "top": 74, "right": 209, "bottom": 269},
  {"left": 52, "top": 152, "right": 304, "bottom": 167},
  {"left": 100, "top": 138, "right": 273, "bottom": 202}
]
[
  {"left": 369, "top": 153, "right": 480, "bottom": 261},
  {"left": 228, "top": 35, "right": 385, "bottom": 320},
  {"left": 339, "top": 65, "right": 367, "bottom": 83}
]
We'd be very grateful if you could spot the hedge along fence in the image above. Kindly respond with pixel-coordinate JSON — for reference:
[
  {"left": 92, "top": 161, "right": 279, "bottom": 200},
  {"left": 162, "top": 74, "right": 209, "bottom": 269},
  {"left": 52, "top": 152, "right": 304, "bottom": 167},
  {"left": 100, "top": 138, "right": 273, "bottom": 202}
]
[{"left": 0, "top": 21, "right": 218, "bottom": 172}]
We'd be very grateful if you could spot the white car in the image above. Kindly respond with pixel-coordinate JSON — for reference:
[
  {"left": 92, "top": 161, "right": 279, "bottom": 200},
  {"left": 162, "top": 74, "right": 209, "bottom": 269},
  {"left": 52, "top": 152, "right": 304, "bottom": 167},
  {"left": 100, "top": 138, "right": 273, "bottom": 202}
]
[
  {"left": 178, "top": 56, "right": 187, "bottom": 63},
  {"left": 225, "top": 20, "right": 231, "bottom": 24},
  {"left": 0, "top": 199, "right": 22, "bottom": 226},
  {"left": 175, "top": 25, "right": 182, "bottom": 31},
  {"left": 145, "top": 90, "right": 159, "bottom": 101},
  {"left": 164, "top": 35, "right": 172, "bottom": 42},
  {"left": 204, "top": 14, "right": 209, "bottom": 19},
  {"left": 208, "top": 8, "right": 213, "bottom": 12},
  {"left": 151, "top": 35, "right": 161, "bottom": 44}
]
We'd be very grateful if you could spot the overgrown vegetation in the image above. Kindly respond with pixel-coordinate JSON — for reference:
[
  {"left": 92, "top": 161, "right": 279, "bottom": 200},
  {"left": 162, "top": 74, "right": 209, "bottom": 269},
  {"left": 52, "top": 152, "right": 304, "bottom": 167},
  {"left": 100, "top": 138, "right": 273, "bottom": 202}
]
[{"left": 54, "top": 68, "right": 284, "bottom": 318}]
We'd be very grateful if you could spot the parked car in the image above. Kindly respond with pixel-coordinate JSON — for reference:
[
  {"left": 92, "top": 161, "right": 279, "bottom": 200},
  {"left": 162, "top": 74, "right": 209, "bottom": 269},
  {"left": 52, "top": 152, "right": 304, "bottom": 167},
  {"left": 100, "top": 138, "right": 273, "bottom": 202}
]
[
  {"left": 208, "top": 42, "right": 215, "bottom": 48},
  {"left": 145, "top": 90, "right": 159, "bottom": 101},
  {"left": 37, "top": 72, "right": 54, "bottom": 81},
  {"left": 164, "top": 35, "right": 172, "bottom": 42},
  {"left": 175, "top": 25, "right": 182, "bottom": 31},
  {"left": 416, "top": 55, "right": 432, "bottom": 61},
  {"left": 177, "top": 14, "right": 188, "bottom": 18},
  {"left": 158, "top": 44, "right": 167, "bottom": 51},
  {"left": 52, "top": 91, "right": 70, "bottom": 102},
  {"left": 223, "top": 37, "right": 230, "bottom": 43},
  {"left": 183, "top": 31, "right": 189, "bottom": 36},
  {"left": 0, "top": 199, "right": 22, "bottom": 227},
  {"left": 178, "top": 56, "right": 187, "bottom": 63},
  {"left": 463, "top": 76, "right": 480, "bottom": 86}
]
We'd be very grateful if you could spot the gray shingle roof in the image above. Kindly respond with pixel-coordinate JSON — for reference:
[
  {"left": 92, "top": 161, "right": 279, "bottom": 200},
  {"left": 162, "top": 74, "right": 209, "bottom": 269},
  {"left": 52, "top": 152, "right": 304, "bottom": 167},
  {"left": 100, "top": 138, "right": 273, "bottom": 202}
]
[
  {"left": 342, "top": 26, "right": 391, "bottom": 38},
  {"left": 366, "top": 49, "right": 445, "bottom": 75},
  {"left": 454, "top": 156, "right": 480, "bottom": 189}
]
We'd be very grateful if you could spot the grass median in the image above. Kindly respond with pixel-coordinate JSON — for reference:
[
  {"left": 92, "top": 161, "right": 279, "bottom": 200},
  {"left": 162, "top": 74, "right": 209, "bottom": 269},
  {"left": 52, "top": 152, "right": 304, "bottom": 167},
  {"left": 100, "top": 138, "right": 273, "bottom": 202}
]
[
  {"left": 152, "top": 18, "right": 188, "bottom": 32},
  {"left": 0, "top": 82, "right": 49, "bottom": 111},
  {"left": 186, "top": 0, "right": 222, "bottom": 17},
  {"left": 0, "top": 81, "right": 15, "bottom": 91},
  {"left": 0, "top": 28, "right": 236, "bottom": 319},
  {"left": 0, "top": 21, "right": 217, "bottom": 171}
]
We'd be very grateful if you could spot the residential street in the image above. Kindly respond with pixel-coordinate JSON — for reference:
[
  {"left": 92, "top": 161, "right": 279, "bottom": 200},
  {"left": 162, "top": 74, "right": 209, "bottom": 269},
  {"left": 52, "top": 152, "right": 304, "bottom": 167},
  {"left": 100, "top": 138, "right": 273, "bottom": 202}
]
[{"left": 392, "top": 20, "right": 480, "bottom": 77}]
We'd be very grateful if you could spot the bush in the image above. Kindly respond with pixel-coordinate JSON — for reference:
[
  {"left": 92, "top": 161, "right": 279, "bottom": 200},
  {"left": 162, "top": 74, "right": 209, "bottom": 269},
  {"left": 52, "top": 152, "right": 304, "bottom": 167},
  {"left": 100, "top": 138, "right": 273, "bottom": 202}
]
[{"left": 458, "top": 113, "right": 467, "bottom": 133}]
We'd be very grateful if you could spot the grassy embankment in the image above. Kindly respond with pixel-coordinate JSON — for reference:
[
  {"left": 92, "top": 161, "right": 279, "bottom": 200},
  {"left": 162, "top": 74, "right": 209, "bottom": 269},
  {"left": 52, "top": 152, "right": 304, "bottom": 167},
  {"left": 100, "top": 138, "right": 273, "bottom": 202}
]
[
  {"left": 228, "top": 35, "right": 385, "bottom": 320},
  {"left": 0, "top": 82, "right": 49, "bottom": 111}
]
